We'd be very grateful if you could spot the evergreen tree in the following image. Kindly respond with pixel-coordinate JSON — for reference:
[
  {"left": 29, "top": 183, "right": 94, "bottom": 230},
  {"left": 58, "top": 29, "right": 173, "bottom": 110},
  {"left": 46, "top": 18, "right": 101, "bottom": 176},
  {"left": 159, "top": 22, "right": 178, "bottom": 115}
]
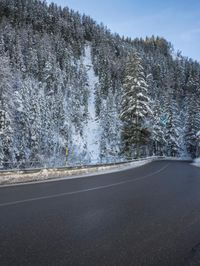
[
  {"left": 151, "top": 100, "right": 166, "bottom": 156},
  {"left": 0, "top": 0, "right": 200, "bottom": 167},
  {"left": 185, "top": 92, "right": 200, "bottom": 158},
  {"left": 0, "top": 56, "right": 15, "bottom": 166},
  {"left": 120, "top": 52, "right": 152, "bottom": 158}
]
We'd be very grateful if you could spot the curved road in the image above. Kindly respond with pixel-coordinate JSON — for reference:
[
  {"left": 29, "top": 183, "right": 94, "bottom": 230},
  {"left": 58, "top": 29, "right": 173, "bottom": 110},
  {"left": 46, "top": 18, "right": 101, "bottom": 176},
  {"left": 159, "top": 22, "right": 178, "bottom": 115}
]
[{"left": 0, "top": 160, "right": 200, "bottom": 266}]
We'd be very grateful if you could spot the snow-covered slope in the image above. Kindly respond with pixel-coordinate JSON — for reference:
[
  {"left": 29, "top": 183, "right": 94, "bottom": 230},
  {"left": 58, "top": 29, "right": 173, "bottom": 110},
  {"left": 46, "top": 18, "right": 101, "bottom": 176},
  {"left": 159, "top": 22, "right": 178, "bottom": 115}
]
[
  {"left": 1, "top": 0, "right": 200, "bottom": 168},
  {"left": 83, "top": 45, "right": 101, "bottom": 163},
  {"left": 70, "top": 45, "right": 101, "bottom": 164}
]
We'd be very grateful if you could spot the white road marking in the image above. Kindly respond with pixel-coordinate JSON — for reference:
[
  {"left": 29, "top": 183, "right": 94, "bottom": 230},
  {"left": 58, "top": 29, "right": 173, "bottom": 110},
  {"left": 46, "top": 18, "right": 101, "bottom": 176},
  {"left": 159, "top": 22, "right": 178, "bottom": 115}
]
[{"left": 0, "top": 164, "right": 170, "bottom": 208}]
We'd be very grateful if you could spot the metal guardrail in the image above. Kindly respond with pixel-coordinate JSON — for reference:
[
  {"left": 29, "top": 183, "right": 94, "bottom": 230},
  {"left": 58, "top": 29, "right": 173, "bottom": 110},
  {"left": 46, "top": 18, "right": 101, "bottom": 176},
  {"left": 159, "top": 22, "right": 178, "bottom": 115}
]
[{"left": 0, "top": 156, "right": 166, "bottom": 174}]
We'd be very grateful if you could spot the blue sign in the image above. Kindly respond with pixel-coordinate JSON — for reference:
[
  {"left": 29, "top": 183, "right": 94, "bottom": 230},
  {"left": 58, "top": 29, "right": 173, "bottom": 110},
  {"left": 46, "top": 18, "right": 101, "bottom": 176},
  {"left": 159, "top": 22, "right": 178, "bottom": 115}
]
[{"left": 160, "top": 114, "right": 168, "bottom": 126}]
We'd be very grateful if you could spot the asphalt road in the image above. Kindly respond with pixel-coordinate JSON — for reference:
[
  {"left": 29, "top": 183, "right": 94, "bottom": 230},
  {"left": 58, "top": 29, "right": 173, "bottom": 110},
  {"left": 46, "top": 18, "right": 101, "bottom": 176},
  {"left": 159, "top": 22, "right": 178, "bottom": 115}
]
[{"left": 0, "top": 160, "right": 200, "bottom": 266}]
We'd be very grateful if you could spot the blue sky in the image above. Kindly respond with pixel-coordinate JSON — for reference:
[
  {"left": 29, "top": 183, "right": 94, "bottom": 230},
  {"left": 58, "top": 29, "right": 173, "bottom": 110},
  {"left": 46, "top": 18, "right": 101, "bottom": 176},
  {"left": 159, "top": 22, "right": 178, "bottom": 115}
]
[{"left": 46, "top": 0, "right": 200, "bottom": 62}]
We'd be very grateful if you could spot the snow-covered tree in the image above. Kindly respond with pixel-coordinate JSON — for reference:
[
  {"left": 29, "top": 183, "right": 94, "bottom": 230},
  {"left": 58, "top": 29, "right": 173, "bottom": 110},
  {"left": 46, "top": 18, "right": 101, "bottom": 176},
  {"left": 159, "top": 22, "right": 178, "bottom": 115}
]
[
  {"left": 0, "top": 56, "right": 15, "bottom": 166},
  {"left": 120, "top": 52, "right": 152, "bottom": 158},
  {"left": 150, "top": 101, "right": 166, "bottom": 156},
  {"left": 0, "top": 0, "right": 200, "bottom": 168},
  {"left": 185, "top": 91, "right": 200, "bottom": 158}
]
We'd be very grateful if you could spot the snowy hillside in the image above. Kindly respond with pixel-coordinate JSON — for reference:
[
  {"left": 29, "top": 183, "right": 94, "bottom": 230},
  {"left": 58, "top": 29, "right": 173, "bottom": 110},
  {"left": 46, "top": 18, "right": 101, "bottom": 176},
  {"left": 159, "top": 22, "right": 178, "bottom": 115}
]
[
  {"left": 70, "top": 45, "right": 101, "bottom": 164},
  {"left": 0, "top": 0, "right": 200, "bottom": 168},
  {"left": 83, "top": 45, "right": 101, "bottom": 163}
]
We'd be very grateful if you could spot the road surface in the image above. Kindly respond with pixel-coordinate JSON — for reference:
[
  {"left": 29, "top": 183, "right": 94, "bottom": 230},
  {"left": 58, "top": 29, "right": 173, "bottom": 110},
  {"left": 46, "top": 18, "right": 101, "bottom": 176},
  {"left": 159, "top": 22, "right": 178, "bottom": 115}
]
[{"left": 0, "top": 160, "right": 200, "bottom": 266}]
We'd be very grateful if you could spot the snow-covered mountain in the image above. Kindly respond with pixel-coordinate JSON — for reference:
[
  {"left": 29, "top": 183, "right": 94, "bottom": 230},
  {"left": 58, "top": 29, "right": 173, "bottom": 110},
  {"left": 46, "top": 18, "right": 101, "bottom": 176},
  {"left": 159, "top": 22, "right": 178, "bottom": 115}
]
[{"left": 0, "top": 0, "right": 199, "bottom": 168}]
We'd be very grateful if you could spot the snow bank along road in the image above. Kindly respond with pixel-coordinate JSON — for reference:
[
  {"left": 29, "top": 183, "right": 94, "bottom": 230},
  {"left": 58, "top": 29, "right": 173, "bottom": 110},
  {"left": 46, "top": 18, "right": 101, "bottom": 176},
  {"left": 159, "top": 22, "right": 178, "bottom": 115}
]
[
  {"left": 0, "top": 160, "right": 200, "bottom": 266},
  {"left": 0, "top": 158, "right": 154, "bottom": 185}
]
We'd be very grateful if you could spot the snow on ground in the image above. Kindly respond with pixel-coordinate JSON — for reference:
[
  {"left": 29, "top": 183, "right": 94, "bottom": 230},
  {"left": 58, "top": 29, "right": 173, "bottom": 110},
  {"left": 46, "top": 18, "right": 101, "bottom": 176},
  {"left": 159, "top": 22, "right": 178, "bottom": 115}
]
[
  {"left": 192, "top": 158, "right": 200, "bottom": 168},
  {"left": 69, "top": 44, "right": 101, "bottom": 164},
  {"left": 0, "top": 158, "right": 156, "bottom": 186},
  {"left": 83, "top": 45, "right": 100, "bottom": 163},
  {"left": 164, "top": 156, "right": 191, "bottom": 161},
  {"left": 70, "top": 124, "right": 87, "bottom": 163}
]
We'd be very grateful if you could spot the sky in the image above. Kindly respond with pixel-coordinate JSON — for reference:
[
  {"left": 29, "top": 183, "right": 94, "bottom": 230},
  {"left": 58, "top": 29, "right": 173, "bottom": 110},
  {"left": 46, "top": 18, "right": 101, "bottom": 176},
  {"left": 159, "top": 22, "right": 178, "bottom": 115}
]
[{"left": 46, "top": 0, "right": 200, "bottom": 62}]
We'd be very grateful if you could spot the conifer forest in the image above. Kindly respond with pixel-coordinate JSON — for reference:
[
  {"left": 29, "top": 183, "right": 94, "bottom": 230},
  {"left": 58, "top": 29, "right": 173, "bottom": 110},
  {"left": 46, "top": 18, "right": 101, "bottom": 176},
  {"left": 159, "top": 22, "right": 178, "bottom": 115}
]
[{"left": 0, "top": 0, "right": 200, "bottom": 168}]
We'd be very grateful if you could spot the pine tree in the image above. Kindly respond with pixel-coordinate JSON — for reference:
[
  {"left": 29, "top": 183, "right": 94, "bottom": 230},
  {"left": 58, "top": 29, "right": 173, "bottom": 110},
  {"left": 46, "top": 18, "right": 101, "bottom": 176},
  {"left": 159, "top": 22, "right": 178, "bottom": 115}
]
[
  {"left": 120, "top": 52, "right": 152, "bottom": 158},
  {"left": 1, "top": 0, "right": 200, "bottom": 167},
  {"left": 162, "top": 94, "right": 180, "bottom": 157},
  {"left": 185, "top": 92, "right": 200, "bottom": 158},
  {"left": 151, "top": 100, "right": 166, "bottom": 156},
  {"left": 0, "top": 56, "right": 15, "bottom": 166}
]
